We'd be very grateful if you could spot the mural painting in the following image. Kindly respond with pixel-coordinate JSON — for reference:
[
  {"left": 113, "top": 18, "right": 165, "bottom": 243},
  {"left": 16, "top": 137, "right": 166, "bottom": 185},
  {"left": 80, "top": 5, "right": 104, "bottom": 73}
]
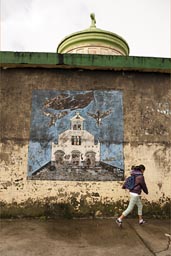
[{"left": 28, "top": 90, "right": 124, "bottom": 181}]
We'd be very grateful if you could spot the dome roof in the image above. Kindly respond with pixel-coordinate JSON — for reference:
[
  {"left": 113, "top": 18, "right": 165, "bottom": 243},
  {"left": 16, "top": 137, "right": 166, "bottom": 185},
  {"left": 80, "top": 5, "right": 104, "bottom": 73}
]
[{"left": 57, "top": 14, "right": 129, "bottom": 56}]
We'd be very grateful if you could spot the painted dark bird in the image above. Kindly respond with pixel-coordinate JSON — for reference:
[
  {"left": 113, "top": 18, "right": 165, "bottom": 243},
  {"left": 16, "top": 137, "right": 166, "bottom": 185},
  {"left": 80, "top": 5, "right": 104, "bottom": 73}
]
[
  {"left": 87, "top": 109, "right": 112, "bottom": 126},
  {"left": 43, "top": 91, "right": 94, "bottom": 110},
  {"left": 43, "top": 111, "right": 68, "bottom": 127}
]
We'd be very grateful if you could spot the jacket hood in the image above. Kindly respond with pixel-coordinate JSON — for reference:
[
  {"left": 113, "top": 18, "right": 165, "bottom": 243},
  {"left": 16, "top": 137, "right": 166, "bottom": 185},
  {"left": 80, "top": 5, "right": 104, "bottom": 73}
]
[{"left": 131, "top": 169, "right": 143, "bottom": 176}]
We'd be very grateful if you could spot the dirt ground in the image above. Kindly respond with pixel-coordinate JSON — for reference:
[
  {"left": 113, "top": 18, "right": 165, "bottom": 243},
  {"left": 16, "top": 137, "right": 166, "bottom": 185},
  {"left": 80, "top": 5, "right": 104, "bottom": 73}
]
[{"left": 0, "top": 218, "right": 170, "bottom": 256}]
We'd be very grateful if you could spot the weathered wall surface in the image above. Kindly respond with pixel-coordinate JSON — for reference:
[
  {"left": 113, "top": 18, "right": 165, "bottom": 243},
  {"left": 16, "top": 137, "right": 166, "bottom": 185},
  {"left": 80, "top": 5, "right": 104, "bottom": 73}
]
[{"left": 0, "top": 67, "right": 171, "bottom": 218}]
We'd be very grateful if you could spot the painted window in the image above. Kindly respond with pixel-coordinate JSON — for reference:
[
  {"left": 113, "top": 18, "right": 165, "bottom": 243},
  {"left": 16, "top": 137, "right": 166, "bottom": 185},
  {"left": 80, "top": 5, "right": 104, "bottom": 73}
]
[{"left": 71, "top": 136, "right": 81, "bottom": 145}]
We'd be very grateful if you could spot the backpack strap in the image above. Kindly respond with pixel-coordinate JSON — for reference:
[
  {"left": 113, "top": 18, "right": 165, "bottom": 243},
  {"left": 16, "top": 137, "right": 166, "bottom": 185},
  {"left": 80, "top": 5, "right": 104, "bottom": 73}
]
[{"left": 131, "top": 174, "right": 143, "bottom": 189}]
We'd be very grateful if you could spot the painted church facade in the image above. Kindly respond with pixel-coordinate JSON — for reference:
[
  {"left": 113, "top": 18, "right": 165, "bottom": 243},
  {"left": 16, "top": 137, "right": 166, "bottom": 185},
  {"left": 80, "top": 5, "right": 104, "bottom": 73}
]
[{"left": 51, "top": 112, "right": 100, "bottom": 169}]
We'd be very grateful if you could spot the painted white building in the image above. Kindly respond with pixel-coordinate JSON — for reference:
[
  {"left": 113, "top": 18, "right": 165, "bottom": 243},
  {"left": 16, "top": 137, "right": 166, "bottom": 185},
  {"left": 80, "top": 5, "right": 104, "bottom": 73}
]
[{"left": 51, "top": 112, "right": 100, "bottom": 168}]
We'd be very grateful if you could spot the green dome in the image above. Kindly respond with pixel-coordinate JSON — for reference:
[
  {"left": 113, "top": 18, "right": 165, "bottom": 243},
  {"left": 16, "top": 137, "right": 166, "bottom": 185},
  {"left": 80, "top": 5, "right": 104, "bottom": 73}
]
[{"left": 57, "top": 14, "right": 129, "bottom": 56}]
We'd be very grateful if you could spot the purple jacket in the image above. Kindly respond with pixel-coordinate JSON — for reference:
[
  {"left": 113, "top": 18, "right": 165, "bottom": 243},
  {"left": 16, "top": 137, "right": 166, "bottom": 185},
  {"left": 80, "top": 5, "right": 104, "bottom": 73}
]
[{"left": 122, "top": 170, "right": 148, "bottom": 195}]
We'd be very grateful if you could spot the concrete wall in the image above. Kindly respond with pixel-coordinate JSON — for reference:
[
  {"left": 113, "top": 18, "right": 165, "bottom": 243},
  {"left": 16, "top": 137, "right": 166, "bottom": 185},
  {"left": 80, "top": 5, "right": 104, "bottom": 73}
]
[{"left": 0, "top": 55, "right": 171, "bottom": 218}]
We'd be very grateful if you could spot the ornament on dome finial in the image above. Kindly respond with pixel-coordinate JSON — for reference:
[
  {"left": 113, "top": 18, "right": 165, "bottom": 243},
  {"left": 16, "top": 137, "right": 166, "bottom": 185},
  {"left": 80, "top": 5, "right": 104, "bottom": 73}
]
[{"left": 90, "top": 13, "right": 96, "bottom": 28}]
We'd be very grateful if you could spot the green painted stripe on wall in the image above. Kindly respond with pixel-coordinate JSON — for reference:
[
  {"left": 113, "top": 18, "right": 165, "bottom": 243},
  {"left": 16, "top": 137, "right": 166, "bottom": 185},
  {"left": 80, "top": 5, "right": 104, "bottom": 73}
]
[{"left": 0, "top": 51, "right": 171, "bottom": 73}]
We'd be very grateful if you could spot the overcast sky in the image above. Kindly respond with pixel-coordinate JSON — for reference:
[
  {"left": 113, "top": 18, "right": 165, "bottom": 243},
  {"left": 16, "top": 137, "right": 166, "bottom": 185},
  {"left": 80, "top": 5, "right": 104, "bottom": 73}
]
[{"left": 1, "top": 0, "right": 170, "bottom": 57}]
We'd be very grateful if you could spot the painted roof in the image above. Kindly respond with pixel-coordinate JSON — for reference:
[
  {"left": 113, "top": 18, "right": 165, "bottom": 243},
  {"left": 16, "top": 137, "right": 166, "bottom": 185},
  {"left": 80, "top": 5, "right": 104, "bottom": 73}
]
[{"left": 71, "top": 112, "right": 85, "bottom": 121}]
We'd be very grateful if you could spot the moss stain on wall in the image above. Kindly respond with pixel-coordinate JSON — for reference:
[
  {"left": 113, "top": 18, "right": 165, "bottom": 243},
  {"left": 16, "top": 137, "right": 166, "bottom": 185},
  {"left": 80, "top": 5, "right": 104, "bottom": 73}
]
[{"left": 0, "top": 197, "right": 170, "bottom": 219}]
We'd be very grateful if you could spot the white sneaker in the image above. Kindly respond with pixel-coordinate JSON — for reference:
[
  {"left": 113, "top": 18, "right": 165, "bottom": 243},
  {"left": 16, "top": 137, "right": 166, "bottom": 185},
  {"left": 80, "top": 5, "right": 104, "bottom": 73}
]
[
  {"left": 139, "top": 219, "right": 146, "bottom": 225},
  {"left": 116, "top": 218, "right": 122, "bottom": 227}
]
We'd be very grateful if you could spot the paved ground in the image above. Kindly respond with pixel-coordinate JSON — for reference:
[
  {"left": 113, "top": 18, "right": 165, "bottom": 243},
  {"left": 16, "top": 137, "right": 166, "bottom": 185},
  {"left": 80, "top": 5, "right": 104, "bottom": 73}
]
[{"left": 0, "top": 218, "right": 170, "bottom": 256}]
